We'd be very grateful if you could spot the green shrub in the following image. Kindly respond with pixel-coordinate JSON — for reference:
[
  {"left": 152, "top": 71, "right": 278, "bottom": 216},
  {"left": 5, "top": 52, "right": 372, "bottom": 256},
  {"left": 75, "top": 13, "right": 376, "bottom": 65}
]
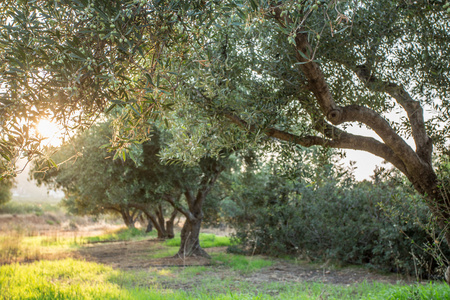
[{"left": 228, "top": 173, "right": 450, "bottom": 279}]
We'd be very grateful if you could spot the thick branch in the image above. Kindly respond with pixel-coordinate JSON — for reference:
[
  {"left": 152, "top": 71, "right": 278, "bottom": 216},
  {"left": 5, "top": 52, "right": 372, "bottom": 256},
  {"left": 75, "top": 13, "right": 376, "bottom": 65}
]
[
  {"left": 271, "top": 6, "right": 338, "bottom": 115},
  {"left": 270, "top": 9, "right": 427, "bottom": 177},
  {"left": 195, "top": 164, "right": 224, "bottom": 212},
  {"left": 224, "top": 111, "right": 409, "bottom": 176},
  {"left": 164, "top": 194, "right": 195, "bottom": 221},
  {"left": 103, "top": 205, "right": 121, "bottom": 213},
  {"left": 355, "top": 64, "right": 432, "bottom": 164},
  {"left": 327, "top": 105, "right": 421, "bottom": 167}
]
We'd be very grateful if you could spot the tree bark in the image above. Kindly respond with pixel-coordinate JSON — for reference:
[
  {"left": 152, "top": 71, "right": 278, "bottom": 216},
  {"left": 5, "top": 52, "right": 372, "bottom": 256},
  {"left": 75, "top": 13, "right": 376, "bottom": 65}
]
[
  {"left": 154, "top": 206, "right": 168, "bottom": 239},
  {"left": 166, "top": 208, "right": 178, "bottom": 239},
  {"left": 120, "top": 208, "right": 136, "bottom": 229},
  {"left": 175, "top": 214, "right": 210, "bottom": 258},
  {"left": 145, "top": 216, "right": 153, "bottom": 233},
  {"left": 168, "top": 159, "right": 225, "bottom": 258}
]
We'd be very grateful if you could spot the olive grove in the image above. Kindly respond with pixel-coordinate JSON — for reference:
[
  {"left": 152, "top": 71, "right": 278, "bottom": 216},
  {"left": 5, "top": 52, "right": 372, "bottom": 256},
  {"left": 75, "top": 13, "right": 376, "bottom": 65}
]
[{"left": 1, "top": 0, "right": 450, "bottom": 279}]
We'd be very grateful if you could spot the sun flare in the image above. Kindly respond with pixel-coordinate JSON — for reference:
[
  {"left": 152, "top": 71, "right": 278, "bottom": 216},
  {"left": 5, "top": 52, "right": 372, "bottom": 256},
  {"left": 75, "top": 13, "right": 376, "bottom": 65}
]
[{"left": 36, "top": 119, "right": 62, "bottom": 146}]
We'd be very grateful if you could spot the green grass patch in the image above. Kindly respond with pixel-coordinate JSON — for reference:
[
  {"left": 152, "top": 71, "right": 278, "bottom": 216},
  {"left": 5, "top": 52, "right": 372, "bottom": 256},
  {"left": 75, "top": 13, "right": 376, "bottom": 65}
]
[
  {"left": 0, "top": 233, "right": 84, "bottom": 264},
  {"left": 85, "top": 227, "right": 156, "bottom": 243},
  {"left": 1, "top": 258, "right": 449, "bottom": 299},
  {"left": 0, "top": 258, "right": 173, "bottom": 300},
  {"left": 165, "top": 233, "right": 234, "bottom": 248},
  {"left": 212, "top": 253, "right": 273, "bottom": 273},
  {"left": 149, "top": 247, "right": 179, "bottom": 259}
]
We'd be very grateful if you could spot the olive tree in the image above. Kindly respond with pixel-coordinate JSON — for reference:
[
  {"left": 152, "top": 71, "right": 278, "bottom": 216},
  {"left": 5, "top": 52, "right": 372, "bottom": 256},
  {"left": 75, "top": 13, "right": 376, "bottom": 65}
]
[
  {"left": 31, "top": 122, "right": 179, "bottom": 238},
  {"left": 32, "top": 120, "right": 230, "bottom": 256},
  {"left": 160, "top": 1, "right": 450, "bottom": 279}
]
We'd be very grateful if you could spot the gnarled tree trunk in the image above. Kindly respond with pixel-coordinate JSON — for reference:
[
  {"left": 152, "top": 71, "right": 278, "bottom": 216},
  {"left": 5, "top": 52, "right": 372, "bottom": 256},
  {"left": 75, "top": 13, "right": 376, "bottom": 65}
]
[
  {"left": 172, "top": 190, "right": 211, "bottom": 258},
  {"left": 176, "top": 213, "right": 210, "bottom": 258},
  {"left": 168, "top": 157, "right": 226, "bottom": 258}
]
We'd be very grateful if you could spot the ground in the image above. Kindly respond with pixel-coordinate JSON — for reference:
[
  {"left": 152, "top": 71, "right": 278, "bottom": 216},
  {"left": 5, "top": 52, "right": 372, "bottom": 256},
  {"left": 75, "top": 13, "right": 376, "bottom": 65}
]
[
  {"left": 74, "top": 239, "right": 415, "bottom": 286},
  {"left": 1, "top": 213, "right": 419, "bottom": 291}
]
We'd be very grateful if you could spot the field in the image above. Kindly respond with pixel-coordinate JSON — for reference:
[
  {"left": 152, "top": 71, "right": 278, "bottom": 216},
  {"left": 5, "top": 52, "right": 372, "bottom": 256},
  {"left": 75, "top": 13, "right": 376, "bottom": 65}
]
[{"left": 0, "top": 205, "right": 449, "bottom": 299}]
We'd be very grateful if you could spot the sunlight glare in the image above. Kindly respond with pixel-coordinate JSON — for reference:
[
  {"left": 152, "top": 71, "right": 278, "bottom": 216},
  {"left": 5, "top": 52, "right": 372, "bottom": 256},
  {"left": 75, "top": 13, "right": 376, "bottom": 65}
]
[{"left": 36, "top": 119, "right": 63, "bottom": 146}]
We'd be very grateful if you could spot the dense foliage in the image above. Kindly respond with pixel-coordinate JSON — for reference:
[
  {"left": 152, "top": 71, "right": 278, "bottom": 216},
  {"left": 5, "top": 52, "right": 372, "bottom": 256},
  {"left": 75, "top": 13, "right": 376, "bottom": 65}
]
[{"left": 223, "top": 149, "right": 450, "bottom": 278}]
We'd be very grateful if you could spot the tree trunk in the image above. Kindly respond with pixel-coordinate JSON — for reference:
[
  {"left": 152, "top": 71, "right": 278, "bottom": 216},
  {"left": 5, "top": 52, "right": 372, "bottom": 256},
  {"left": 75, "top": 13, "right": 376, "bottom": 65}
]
[
  {"left": 154, "top": 206, "right": 168, "bottom": 239},
  {"left": 173, "top": 191, "right": 213, "bottom": 258},
  {"left": 168, "top": 157, "right": 226, "bottom": 258},
  {"left": 166, "top": 208, "right": 178, "bottom": 239},
  {"left": 175, "top": 216, "right": 210, "bottom": 258},
  {"left": 120, "top": 209, "right": 135, "bottom": 229},
  {"left": 405, "top": 166, "right": 450, "bottom": 284},
  {"left": 145, "top": 216, "right": 153, "bottom": 233},
  {"left": 127, "top": 203, "right": 168, "bottom": 239}
]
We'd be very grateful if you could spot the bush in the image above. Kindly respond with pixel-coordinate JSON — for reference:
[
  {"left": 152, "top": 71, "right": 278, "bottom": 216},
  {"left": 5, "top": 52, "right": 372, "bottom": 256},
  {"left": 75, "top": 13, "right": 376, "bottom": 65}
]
[{"left": 227, "top": 171, "right": 450, "bottom": 279}]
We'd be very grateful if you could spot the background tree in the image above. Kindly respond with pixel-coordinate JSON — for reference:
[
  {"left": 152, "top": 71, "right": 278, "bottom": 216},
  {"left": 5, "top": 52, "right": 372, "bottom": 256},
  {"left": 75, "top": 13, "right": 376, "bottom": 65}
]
[
  {"left": 32, "top": 121, "right": 180, "bottom": 238},
  {"left": 32, "top": 120, "right": 231, "bottom": 257}
]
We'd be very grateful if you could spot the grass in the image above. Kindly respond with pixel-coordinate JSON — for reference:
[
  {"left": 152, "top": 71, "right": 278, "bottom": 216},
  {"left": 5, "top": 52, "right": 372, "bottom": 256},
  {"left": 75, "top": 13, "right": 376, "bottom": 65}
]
[
  {"left": 212, "top": 253, "right": 273, "bottom": 273},
  {"left": 0, "top": 258, "right": 449, "bottom": 299},
  {"left": 84, "top": 227, "right": 156, "bottom": 243},
  {"left": 164, "top": 233, "right": 235, "bottom": 248},
  {"left": 1, "top": 225, "right": 449, "bottom": 299}
]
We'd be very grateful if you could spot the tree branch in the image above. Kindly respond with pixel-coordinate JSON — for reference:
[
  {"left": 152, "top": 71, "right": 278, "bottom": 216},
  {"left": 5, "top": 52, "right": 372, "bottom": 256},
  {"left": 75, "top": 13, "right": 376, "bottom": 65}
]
[
  {"left": 164, "top": 194, "right": 195, "bottom": 221},
  {"left": 224, "top": 111, "right": 409, "bottom": 176},
  {"left": 326, "top": 104, "right": 421, "bottom": 167},
  {"left": 355, "top": 64, "right": 432, "bottom": 164},
  {"left": 270, "top": 9, "right": 427, "bottom": 177}
]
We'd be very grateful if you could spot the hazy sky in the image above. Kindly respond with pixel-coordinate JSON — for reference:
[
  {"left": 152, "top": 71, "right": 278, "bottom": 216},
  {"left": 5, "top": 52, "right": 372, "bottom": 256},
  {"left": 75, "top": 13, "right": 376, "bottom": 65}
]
[{"left": 11, "top": 159, "right": 63, "bottom": 201}]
